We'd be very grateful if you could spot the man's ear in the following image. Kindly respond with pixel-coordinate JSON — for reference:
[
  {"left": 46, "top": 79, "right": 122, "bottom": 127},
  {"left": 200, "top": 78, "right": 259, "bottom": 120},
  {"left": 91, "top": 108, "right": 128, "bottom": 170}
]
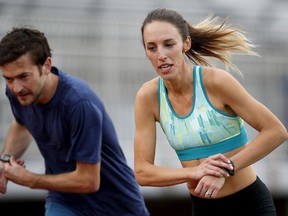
[{"left": 43, "top": 57, "right": 52, "bottom": 74}]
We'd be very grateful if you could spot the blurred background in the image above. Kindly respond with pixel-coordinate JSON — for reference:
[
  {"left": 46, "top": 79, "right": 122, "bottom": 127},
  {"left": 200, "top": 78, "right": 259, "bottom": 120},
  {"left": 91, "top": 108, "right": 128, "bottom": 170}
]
[{"left": 0, "top": 0, "right": 287, "bottom": 215}]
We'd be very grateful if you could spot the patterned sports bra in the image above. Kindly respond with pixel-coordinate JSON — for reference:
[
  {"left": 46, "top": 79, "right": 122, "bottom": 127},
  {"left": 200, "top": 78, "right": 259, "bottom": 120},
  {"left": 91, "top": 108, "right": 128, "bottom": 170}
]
[{"left": 158, "top": 66, "right": 248, "bottom": 161}]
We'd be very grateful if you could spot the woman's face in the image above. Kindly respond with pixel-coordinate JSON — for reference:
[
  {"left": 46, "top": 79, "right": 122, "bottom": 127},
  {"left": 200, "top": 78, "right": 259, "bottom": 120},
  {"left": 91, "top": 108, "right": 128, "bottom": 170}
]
[{"left": 143, "top": 21, "right": 190, "bottom": 79}]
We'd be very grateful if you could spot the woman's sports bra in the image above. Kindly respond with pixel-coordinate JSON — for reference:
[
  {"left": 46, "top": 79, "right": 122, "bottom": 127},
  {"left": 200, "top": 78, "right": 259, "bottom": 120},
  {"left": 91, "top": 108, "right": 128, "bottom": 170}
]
[{"left": 158, "top": 66, "right": 248, "bottom": 161}]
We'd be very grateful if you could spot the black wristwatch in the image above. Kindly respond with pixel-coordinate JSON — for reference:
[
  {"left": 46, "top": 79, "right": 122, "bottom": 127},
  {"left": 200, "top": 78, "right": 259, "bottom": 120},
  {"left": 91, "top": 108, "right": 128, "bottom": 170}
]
[
  {"left": 0, "top": 154, "right": 11, "bottom": 163},
  {"left": 226, "top": 160, "right": 235, "bottom": 176}
]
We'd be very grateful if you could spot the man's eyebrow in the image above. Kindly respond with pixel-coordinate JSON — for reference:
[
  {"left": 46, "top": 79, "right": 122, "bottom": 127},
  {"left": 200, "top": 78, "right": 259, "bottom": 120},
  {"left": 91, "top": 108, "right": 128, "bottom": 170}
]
[
  {"left": 2, "top": 72, "right": 30, "bottom": 79},
  {"left": 2, "top": 74, "right": 10, "bottom": 79}
]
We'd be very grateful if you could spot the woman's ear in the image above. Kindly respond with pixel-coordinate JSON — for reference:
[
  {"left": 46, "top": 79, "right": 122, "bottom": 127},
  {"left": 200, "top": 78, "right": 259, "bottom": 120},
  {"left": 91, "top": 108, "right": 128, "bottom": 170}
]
[{"left": 183, "top": 36, "right": 192, "bottom": 52}]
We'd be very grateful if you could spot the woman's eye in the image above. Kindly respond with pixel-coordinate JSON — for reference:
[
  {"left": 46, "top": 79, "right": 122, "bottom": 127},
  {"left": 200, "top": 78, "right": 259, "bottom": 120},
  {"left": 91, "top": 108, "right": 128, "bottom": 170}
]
[
  {"left": 147, "top": 47, "right": 156, "bottom": 52},
  {"left": 165, "top": 43, "right": 174, "bottom": 48}
]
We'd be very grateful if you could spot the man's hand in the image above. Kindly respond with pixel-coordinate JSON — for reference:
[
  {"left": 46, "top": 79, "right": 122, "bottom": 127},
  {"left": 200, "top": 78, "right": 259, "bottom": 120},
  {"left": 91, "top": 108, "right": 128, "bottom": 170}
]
[
  {"left": 4, "top": 156, "right": 29, "bottom": 187},
  {"left": 0, "top": 161, "right": 8, "bottom": 194}
]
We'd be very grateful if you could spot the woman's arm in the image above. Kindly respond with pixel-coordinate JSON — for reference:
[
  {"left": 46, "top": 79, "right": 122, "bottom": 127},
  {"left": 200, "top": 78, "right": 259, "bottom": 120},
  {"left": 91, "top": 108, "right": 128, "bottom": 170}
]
[
  {"left": 134, "top": 81, "right": 231, "bottom": 187},
  {"left": 210, "top": 68, "right": 288, "bottom": 172}
]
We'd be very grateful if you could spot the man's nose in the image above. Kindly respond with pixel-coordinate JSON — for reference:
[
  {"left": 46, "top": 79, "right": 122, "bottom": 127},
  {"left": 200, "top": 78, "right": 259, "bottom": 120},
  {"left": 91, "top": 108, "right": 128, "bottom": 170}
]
[{"left": 12, "top": 80, "right": 23, "bottom": 93}]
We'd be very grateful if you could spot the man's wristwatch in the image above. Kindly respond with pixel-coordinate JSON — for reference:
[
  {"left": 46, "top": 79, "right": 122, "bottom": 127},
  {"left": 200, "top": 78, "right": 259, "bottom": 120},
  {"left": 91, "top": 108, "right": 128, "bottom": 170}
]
[{"left": 0, "top": 154, "right": 11, "bottom": 163}]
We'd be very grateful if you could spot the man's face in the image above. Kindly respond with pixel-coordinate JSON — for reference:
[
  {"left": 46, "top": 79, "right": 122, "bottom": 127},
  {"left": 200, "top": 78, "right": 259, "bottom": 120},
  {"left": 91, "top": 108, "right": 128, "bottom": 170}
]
[{"left": 1, "top": 53, "right": 46, "bottom": 106}]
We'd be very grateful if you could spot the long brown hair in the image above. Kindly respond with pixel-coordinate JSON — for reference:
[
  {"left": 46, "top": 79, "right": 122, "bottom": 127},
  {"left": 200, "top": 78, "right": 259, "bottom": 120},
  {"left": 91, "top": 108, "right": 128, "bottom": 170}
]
[{"left": 141, "top": 8, "right": 258, "bottom": 74}]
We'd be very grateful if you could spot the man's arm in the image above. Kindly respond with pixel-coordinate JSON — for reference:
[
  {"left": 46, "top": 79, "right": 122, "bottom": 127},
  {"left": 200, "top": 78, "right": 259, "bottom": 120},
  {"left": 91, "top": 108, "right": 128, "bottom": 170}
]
[
  {"left": 4, "top": 157, "right": 100, "bottom": 193},
  {"left": 1, "top": 119, "right": 32, "bottom": 158},
  {"left": 0, "top": 119, "right": 32, "bottom": 194}
]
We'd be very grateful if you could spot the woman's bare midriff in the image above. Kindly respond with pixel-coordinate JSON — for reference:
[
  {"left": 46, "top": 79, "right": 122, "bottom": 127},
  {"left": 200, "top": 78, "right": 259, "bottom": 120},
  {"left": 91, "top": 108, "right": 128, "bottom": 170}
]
[{"left": 181, "top": 145, "right": 257, "bottom": 198}]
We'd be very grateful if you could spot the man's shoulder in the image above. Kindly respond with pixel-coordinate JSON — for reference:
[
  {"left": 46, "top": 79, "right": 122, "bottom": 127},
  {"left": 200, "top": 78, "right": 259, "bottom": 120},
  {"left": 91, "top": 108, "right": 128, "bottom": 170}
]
[{"left": 57, "top": 70, "right": 102, "bottom": 108}]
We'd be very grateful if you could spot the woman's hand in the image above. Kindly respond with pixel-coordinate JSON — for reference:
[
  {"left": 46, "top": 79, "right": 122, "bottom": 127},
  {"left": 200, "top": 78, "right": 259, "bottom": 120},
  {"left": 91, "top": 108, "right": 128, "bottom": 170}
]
[
  {"left": 194, "top": 154, "right": 232, "bottom": 179},
  {"left": 194, "top": 175, "right": 226, "bottom": 198}
]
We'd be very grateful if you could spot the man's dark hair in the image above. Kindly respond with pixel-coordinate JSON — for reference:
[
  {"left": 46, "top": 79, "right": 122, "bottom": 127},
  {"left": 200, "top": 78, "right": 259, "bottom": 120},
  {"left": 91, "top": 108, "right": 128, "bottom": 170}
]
[{"left": 0, "top": 27, "right": 52, "bottom": 66}]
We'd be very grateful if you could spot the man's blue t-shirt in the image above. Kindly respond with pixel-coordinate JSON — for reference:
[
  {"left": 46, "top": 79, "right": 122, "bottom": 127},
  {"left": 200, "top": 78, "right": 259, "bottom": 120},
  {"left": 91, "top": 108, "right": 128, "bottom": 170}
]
[{"left": 6, "top": 67, "right": 149, "bottom": 216}]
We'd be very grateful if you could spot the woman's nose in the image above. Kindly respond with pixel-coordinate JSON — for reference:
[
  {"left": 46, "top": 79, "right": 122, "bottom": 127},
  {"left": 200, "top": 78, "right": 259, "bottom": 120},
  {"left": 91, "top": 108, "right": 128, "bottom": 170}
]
[{"left": 157, "top": 48, "right": 167, "bottom": 61}]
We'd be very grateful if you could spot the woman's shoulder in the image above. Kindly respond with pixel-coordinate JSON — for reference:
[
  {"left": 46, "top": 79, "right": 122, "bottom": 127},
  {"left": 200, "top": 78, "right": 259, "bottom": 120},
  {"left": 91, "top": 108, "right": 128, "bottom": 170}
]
[
  {"left": 201, "top": 66, "right": 246, "bottom": 108},
  {"left": 135, "top": 77, "right": 159, "bottom": 119},
  {"left": 136, "top": 77, "right": 159, "bottom": 99},
  {"left": 201, "top": 66, "right": 238, "bottom": 88}
]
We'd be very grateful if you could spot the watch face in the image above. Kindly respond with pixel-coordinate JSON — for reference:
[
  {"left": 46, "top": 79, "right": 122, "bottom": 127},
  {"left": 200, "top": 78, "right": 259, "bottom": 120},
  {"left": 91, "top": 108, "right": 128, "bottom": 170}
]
[{"left": 0, "top": 154, "right": 11, "bottom": 163}]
